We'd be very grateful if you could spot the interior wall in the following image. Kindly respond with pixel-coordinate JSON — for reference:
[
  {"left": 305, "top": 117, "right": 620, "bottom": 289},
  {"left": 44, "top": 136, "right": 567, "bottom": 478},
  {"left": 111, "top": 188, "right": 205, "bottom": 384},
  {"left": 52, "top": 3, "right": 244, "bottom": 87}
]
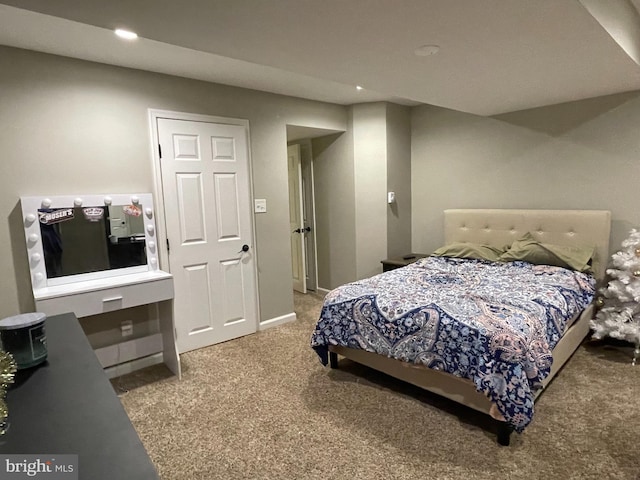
[
  {"left": 352, "top": 103, "right": 388, "bottom": 280},
  {"left": 386, "top": 103, "right": 412, "bottom": 258},
  {"left": 313, "top": 102, "right": 412, "bottom": 289},
  {"left": 0, "top": 46, "right": 348, "bottom": 335},
  {"left": 312, "top": 130, "right": 356, "bottom": 290},
  {"left": 411, "top": 91, "right": 640, "bottom": 257}
]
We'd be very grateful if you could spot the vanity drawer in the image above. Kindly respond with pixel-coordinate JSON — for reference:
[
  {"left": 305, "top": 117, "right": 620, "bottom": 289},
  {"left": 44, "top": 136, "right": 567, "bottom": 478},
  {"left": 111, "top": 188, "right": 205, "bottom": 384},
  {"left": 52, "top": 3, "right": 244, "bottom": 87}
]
[{"left": 35, "top": 277, "right": 174, "bottom": 318}]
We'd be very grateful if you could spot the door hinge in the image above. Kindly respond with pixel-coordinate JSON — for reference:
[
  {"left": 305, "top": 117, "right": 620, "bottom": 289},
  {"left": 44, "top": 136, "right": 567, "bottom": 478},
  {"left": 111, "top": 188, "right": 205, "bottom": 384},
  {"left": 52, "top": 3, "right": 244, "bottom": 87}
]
[
  {"left": 158, "top": 144, "right": 162, "bottom": 158},
  {"left": 166, "top": 238, "right": 170, "bottom": 253}
]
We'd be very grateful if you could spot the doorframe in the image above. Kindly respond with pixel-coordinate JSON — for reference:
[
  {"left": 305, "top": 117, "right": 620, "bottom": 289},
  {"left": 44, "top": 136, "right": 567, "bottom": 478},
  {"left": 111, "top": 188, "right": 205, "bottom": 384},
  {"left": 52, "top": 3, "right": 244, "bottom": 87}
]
[
  {"left": 147, "top": 108, "right": 261, "bottom": 324},
  {"left": 299, "top": 140, "right": 319, "bottom": 292},
  {"left": 287, "top": 144, "right": 306, "bottom": 293},
  {"left": 306, "top": 153, "right": 320, "bottom": 292}
]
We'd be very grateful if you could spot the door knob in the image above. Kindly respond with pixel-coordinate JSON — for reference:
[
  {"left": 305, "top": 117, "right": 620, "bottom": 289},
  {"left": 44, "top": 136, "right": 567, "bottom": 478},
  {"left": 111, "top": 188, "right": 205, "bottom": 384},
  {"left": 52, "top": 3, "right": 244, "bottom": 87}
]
[
  {"left": 293, "top": 228, "right": 302, "bottom": 233},
  {"left": 241, "top": 244, "right": 249, "bottom": 252}
]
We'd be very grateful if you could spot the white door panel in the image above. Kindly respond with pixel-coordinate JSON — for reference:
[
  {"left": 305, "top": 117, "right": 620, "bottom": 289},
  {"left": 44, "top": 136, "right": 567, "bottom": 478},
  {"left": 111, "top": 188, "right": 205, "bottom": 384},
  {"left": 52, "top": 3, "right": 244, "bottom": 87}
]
[
  {"left": 214, "top": 173, "right": 241, "bottom": 239},
  {"left": 175, "top": 173, "right": 206, "bottom": 243},
  {"left": 183, "top": 263, "right": 213, "bottom": 334},
  {"left": 158, "top": 118, "right": 257, "bottom": 353},
  {"left": 218, "top": 258, "right": 246, "bottom": 323}
]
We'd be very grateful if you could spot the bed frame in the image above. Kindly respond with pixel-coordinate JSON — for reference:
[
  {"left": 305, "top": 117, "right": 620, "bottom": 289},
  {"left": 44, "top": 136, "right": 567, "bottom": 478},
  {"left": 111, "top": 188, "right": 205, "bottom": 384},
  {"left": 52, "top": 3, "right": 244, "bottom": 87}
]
[{"left": 328, "top": 209, "right": 611, "bottom": 445}]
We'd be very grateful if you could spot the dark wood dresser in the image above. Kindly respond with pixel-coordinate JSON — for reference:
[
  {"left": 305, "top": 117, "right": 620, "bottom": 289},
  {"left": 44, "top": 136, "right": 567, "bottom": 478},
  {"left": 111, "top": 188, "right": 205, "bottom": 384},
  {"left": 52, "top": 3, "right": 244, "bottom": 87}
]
[{"left": 0, "top": 312, "right": 159, "bottom": 479}]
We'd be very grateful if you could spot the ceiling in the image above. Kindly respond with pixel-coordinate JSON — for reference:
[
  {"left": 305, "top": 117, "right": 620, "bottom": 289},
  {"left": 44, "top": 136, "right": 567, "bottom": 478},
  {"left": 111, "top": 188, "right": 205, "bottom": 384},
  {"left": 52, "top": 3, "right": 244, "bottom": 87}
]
[{"left": 2, "top": 0, "right": 640, "bottom": 116}]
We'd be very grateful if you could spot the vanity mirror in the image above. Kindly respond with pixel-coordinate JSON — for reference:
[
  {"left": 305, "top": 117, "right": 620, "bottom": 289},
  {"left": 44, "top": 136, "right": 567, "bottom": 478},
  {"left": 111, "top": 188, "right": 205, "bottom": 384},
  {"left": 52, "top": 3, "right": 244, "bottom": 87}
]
[
  {"left": 19, "top": 193, "right": 180, "bottom": 379},
  {"left": 21, "top": 193, "right": 160, "bottom": 289}
]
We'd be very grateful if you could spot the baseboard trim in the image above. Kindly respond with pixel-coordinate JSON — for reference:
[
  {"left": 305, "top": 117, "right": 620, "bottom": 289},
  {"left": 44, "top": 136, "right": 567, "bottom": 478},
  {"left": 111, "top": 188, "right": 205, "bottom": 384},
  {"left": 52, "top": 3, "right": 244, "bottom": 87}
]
[
  {"left": 316, "top": 287, "right": 331, "bottom": 295},
  {"left": 104, "top": 352, "right": 164, "bottom": 379},
  {"left": 259, "top": 312, "right": 296, "bottom": 331}
]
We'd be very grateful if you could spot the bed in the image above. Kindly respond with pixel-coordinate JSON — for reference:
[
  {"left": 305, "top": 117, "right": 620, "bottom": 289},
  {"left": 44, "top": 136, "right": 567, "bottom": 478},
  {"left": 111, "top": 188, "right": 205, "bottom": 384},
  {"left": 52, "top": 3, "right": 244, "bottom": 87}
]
[{"left": 311, "top": 209, "right": 611, "bottom": 445}]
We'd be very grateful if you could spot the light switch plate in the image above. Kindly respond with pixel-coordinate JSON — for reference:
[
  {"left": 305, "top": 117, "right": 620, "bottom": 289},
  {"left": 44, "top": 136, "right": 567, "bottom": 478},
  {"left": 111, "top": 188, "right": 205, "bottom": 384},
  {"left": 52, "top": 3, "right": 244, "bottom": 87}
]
[{"left": 254, "top": 199, "right": 267, "bottom": 213}]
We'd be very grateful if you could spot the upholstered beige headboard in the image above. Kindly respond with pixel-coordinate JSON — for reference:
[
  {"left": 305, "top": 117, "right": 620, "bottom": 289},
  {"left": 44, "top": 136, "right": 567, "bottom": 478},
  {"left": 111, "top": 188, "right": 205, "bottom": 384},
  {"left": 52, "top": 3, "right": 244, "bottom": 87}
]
[{"left": 444, "top": 209, "right": 611, "bottom": 281}]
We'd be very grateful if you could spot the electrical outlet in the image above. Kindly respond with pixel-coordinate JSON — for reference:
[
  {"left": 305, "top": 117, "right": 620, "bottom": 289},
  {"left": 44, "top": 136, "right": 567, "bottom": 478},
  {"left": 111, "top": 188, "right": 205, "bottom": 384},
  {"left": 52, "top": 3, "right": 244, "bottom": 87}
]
[{"left": 120, "top": 320, "right": 133, "bottom": 337}]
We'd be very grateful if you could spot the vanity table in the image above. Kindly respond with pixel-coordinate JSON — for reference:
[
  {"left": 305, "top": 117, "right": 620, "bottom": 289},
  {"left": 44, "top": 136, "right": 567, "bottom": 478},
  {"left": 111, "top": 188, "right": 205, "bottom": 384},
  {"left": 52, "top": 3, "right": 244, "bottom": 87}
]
[{"left": 20, "top": 193, "right": 180, "bottom": 378}]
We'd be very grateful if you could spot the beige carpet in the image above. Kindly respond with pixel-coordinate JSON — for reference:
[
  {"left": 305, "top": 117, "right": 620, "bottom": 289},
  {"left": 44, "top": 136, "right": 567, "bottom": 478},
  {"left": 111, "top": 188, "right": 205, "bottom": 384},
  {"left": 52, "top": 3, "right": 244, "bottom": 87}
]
[{"left": 113, "top": 292, "right": 640, "bottom": 480}]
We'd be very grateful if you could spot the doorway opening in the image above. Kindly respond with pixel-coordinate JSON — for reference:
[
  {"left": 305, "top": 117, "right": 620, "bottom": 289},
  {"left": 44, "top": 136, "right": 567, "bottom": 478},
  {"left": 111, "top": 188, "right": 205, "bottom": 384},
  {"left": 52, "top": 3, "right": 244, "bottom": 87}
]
[{"left": 286, "top": 125, "right": 342, "bottom": 295}]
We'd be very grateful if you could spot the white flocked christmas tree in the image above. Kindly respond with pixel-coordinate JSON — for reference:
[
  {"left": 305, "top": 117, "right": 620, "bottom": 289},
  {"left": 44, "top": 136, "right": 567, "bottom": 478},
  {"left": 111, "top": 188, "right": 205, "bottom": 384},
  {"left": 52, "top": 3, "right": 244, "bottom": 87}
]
[{"left": 590, "top": 228, "right": 640, "bottom": 363}]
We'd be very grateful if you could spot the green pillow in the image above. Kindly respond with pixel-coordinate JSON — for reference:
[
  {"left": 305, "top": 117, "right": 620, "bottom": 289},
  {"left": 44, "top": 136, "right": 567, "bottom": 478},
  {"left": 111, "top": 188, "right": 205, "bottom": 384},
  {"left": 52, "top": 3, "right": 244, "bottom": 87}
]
[
  {"left": 431, "top": 242, "right": 504, "bottom": 262},
  {"left": 499, "top": 232, "right": 594, "bottom": 272}
]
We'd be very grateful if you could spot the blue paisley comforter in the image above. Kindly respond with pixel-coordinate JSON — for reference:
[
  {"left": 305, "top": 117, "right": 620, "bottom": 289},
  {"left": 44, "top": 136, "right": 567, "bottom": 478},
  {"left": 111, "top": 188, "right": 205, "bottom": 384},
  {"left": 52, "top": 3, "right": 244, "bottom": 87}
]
[{"left": 311, "top": 256, "right": 595, "bottom": 432}]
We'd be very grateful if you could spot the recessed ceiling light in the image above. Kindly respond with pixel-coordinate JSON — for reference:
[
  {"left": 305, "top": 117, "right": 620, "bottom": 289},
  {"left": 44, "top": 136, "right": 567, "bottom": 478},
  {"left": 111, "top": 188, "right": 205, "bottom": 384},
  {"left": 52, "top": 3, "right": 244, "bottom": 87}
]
[
  {"left": 115, "top": 29, "right": 138, "bottom": 40},
  {"left": 414, "top": 44, "right": 440, "bottom": 57},
  {"left": 356, "top": 85, "right": 363, "bottom": 91}
]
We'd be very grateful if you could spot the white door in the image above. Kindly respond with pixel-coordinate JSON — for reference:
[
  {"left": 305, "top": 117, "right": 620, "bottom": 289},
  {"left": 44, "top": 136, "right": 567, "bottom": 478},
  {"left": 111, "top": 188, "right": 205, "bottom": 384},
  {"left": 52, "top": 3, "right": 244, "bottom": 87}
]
[
  {"left": 288, "top": 144, "right": 306, "bottom": 293},
  {"left": 157, "top": 118, "right": 257, "bottom": 353}
]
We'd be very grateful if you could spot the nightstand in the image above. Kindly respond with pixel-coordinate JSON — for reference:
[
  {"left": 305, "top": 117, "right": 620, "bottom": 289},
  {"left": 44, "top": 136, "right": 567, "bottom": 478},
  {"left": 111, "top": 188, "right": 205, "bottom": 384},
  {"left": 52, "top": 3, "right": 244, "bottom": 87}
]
[{"left": 381, "top": 253, "right": 429, "bottom": 272}]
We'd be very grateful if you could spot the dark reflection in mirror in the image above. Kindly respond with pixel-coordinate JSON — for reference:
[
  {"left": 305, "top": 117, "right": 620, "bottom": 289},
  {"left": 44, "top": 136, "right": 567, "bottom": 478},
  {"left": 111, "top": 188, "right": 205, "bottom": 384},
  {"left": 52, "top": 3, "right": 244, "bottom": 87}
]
[{"left": 38, "top": 205, "right": 147, "bottom": 278}]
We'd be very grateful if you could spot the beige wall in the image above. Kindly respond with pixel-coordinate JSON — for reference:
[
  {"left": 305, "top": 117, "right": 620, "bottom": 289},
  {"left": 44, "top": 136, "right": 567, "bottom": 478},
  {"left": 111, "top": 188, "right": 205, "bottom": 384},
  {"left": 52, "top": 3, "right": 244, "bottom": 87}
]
[
  {"left": 411, "top": 91, "right": 640, "bottom": 257},
  {"left": 0, "top": 46, "right": 347, "bottom": 337},
  {"left": 313, "top": 130, "right": 356, "bottom": 290},
  {"left": 386, "top": 103, "right": 411, "bottom": 258},
  {"left": 8, "top": 44, "right": 638, "bottom": 342},
  {"left": 353, "top": 103, "right": 388, "bottom": 280},
  {"left": 313, "top": 103, "right": 412, "bottom": 290}
]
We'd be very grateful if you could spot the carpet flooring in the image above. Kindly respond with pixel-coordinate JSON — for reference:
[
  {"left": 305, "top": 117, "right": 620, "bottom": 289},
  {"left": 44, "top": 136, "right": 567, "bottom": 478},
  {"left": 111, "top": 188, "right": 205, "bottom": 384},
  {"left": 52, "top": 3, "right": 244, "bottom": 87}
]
[{"left": 113, "top": 292, "right": 640, "bottom": 480}]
